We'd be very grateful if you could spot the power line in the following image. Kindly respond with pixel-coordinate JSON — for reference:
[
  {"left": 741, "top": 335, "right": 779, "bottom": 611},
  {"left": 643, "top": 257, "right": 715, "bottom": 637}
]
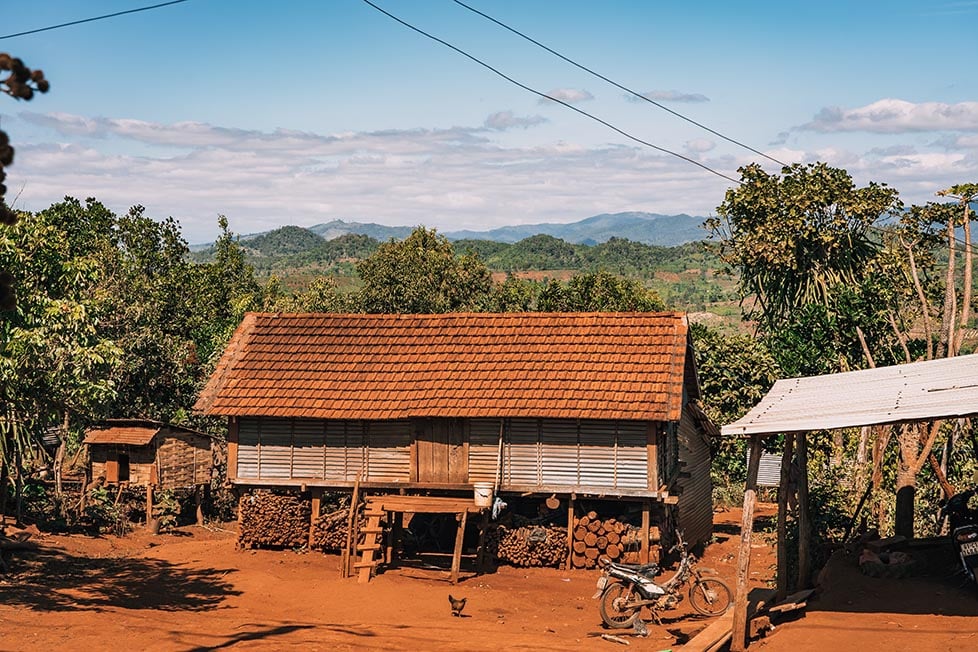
[
  {"left": 360, "top": 0, "right": 742, "bottom": 186},
  {"left": 452, "top": 0, "right": 788, "bottom": 168},
  {"left": 0, "top": 0, "right": 190, "bottom": 40}
]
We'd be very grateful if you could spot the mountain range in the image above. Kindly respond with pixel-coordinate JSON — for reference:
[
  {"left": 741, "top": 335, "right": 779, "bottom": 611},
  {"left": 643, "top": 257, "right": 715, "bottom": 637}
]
[{"left": 207, "top": 211, "right": 708, "bottom": 250}]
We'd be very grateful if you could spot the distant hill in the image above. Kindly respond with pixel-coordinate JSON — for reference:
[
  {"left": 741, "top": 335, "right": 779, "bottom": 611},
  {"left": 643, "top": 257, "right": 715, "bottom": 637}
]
[
  {"left": 445, "top": 212, "right": 707, "bottom": 246},
  {"left": 190, "top": 212, "right": 709, "bottom": 251},
  {"left": 308, "top": 220, "right": 414, "bottom": 242}
]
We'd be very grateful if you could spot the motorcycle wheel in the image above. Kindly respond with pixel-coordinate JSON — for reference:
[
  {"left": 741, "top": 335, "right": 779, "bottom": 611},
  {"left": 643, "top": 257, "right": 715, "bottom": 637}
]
[
  {"left": 598, "top": 583, "right": 641, "bottom": 629},
  {"left": 689, "top": 577, "right": 733, "bottom": 616}
]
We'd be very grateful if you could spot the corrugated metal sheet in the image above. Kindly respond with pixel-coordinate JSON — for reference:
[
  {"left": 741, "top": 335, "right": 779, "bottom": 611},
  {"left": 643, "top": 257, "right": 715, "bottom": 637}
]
[
  {"left": 723, "top": 354, "right": 978, "bottom": 437},
  {"left": 616, "top": 422, "right": 649, "bottom": 489},
  {"left": 540, "top": 419, "right": 579, "bottom": 485},
  {"left": 343, "top": 421, "right": 366, "bottom": 480},
  {"left": 747, "top": 449, "right": 782, "bottom": 487},
  {"left": 293, "top": 419, "right": 326, "bottom": 478},
  {"left": 237, "top": 417, "right": 260, "bottom": 479},
  {"left": 365, "top": 420, "right": 411, "bottom": 482},
  {"left": 324, "top": 420, "right": 349, "bottom": 479},
  {"left": 468, "top": 419, "right": 501, "bottom": 483},
  {"left": 506, "top": 418, "right": 540, "bottom": 486},
  {"left": 579, "top": 420, "right": 617, "bottom": 487},
  {"left": 259, "top": 419, "right": 292, "bottom": 479},
  {"left": 676, "top": 407, "right": 713, "bottom": 548}
]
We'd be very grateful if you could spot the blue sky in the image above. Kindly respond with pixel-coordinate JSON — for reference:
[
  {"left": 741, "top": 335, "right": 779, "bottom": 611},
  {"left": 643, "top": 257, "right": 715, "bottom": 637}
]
[{"left": 3, "top": 0, "right": 977, "bottom": 243}]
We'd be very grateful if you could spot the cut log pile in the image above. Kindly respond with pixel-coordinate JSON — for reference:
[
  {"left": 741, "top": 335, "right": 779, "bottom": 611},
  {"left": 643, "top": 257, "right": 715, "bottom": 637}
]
[
  {"left": 311, "top": 504, "right": 367, "bottom": 551},
  {"left": 570, "top": 511, "right": 659, "bottom": 569},
  {"left": 486, "top": 523, "right": 567, "bottom": 567},
  {"left": 238, "top": 491, "right": 310, "bottom": 549}
]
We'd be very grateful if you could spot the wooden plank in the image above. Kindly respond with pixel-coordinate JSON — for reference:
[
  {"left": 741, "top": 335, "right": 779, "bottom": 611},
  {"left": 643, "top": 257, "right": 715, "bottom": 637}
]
[
  {"left": 450, "top": 510, "right": 468, "bottom": 584},
  {"left": 768, "top": 589, "right": 816, "bottom": 614},
  {"left": 647, "top": 422, "right": 659, "bottom": 490},
  {"left": 341, "top": 472, "right": 362, "bottom": 578},
  {"left": 731, "top": 435, "right": 763, "bottom": 652},
  {"left": 565, "top": 495, "right": 575, "bottom": 570},
  {"left": 682, "top": 610, "right": 734, "bottom": 652}
]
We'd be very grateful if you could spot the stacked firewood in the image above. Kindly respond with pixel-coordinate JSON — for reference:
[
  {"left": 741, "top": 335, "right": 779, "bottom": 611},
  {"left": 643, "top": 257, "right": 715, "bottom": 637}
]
[
  {"left": 486, "top": 523, "right": 567, "bottom": 568},
  {"left": 238, "top": 491, "right": 310, "bottom": 549},
  {"left": 570, "top": 511, "right": 660, "bottom": 569},
  {"left": 311, "top": 505, "right": 366, "bottom": 551}
]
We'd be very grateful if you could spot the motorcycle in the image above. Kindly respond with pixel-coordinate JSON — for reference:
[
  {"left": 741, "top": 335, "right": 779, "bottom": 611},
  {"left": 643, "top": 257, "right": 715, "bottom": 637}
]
[
  {"left": 593, "top": 530, "right": 732, "bottom": 628},
  {"left": 941, "top": 487, "right": 978, "bottom": 587}
]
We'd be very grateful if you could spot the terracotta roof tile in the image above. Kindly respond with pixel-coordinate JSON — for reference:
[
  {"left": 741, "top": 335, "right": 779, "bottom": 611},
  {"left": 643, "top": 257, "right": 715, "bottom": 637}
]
[{"left": 194, "top": 312, "right": 692, "bottom": 421}]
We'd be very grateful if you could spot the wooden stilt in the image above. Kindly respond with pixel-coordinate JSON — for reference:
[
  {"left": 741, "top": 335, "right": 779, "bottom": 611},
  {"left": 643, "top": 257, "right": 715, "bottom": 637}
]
[
  {"left": 640, "top": 500, "right": 651, "bottom": 565},
  {"left": 777, "top": 434, "right": 795, "bottom": 601},
  {"left": 565, "top": 495, "right": 575, "bottom": 570},
  {"left": 450, "top": 510, "right": 468, "bottom": 584},
  {"left": 476, "top": 509, "right": 490, "bottom": 572},
  {"left": 195, "top": 484, "right": 204, "bottom": 526},
  {"left": 146, "top": 484, "right": 154, "bottom": 527},
  {"left": 797, "top": 432, "right": 811, "bottom": 587},
  {"left": 731, "top": 435, "right": 763, "bottom": 652},
  {"left": 309, "top": 488, "right": 322, "bottom": 548}
]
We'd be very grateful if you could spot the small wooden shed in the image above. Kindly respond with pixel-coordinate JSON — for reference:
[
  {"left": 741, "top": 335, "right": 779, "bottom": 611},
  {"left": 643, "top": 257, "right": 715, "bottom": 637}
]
[
  {"left": 84, "top": 419, "right": 213, "bottom": 523},
  {"left": 195, "top": 311, "right": 717, "bottom": 559}
]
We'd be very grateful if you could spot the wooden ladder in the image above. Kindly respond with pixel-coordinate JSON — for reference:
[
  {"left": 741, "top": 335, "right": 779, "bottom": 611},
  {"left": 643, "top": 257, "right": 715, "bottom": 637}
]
[{"left": 355, "top": 502, "right": 386, "bottom": 584}]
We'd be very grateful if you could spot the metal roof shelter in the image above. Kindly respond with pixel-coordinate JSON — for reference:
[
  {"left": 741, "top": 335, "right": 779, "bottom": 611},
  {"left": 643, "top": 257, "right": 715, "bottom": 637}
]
[
  {"left": 723, "top": 354, "right": 978, "bottom": 437},
  {"left": 723, "top": 353, "right": 978, "bottom": 651}
]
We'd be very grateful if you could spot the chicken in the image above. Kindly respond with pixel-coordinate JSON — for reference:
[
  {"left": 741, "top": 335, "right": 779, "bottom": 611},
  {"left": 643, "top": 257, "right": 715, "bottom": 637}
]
[{"left": 448, "top": 594, "right": 467, "bottom": 617}]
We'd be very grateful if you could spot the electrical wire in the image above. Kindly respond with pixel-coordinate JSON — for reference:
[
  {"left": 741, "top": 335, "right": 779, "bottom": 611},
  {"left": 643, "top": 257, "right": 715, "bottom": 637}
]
[
  {"left": 452, "top": 0, "right": 788, "bottom": 168},
  {"left": 360, "top": 0, "right": 742, "bottom": 186},
  {"left": 0, "top": 0, "right": 190, "bottom": 40}
]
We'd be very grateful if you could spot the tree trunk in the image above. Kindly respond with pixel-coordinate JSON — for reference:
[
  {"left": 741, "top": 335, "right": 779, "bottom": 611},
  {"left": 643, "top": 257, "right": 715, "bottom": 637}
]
[
  {"left": 894, "top": 425, "right": 918, "bottom": 538},
  {"left": 902, "top": 236, "right": 934, "bottom": 360},
  {"left": 957, "top": 205, "right": 973, "bottom": 354},
  {"left": 937, "top": 217, "right": 957, "bottom": 359}
]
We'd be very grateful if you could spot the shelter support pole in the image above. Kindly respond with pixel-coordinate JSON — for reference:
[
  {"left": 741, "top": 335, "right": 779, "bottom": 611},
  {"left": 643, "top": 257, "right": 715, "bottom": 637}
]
[
  {"left": 476, "top": 510, "right": 490, "bottom": 572},
  {"left": 731, "top": 435, "right": 763, "bottom": 652},
  {"left": 146, "top": 485, "right": 154, "bottom": 528},
  {"left": 776, "top": 433, "right": 795, "bottom": 601},
  {"left": 797, "top": 432, "right": 811, "bottom": 587}
]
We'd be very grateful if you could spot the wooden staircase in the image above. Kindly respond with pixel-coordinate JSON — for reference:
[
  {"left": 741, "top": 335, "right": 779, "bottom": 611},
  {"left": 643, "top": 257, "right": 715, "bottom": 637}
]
[{"left": 355, "top": 503, "right": 387, "bottom": 584}]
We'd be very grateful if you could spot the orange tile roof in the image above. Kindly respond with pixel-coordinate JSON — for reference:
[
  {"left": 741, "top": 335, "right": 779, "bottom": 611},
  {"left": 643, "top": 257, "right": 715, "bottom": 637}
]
[
  {"left": 194, "top": 312, "right": 693, "bottom": 421},
  {"left": 84, "top": 424, "right": 160, "bottom": 446}
]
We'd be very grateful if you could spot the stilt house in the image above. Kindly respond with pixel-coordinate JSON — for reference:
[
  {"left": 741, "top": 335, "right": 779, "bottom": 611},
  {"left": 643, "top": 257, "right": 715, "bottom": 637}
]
[{"left": 194, "top": 312, "right": 716, "bottom": 548}]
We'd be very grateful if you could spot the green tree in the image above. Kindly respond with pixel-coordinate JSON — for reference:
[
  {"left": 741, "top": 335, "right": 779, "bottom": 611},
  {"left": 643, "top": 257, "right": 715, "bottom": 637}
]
[
  {"left": 355, "top": 227, "right": 493, "bottom": 313},
  {"left": 536, "top": 271, "right": 665, "bottom": 312}
]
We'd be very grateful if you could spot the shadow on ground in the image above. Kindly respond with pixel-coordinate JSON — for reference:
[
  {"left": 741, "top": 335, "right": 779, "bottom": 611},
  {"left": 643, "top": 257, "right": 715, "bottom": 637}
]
[{"left": 0, "top": 544, "right": 240, "bottom": 612}]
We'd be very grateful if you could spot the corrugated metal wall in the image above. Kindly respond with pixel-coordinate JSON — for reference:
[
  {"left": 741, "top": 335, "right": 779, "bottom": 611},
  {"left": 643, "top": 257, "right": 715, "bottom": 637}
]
[
  {"left": 676, "top": 406, "right": 713, "bottom": 548},
  {"left": 236, "top": 417, "right": 410, "bottom": 481},
  {"left": 468, "top": 419, "right": 502, "bottom": 483},
  {"left": 746, "top": 449, "right": 782, "bottom": 487}
]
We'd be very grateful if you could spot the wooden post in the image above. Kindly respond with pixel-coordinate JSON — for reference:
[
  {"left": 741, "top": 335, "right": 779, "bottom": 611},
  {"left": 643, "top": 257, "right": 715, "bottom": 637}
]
[
  {"left": 565, "top": 495, "right": 575, "bottom": 570},
  {"left": 195, "top": 484, "right": 204, "bottom": 526},
  {"left": 797, "top": 432, "right": 811, "bottom": 588},
  {"left": 309, "top": 488, "right": 322, "bottom": 548},
  {"left": 640, "top": 500, "right": 651, "bottom": 565},
  {"left": 776, "top": 434, "right": 795, "bottom": 601},
  {"left": 731, "top": 435, "right": 763, "bottom": 652},
  {"left": 146, "top": 484, "right": 154, "bottom": 527},
  {"left": 451, "top": 510, "right": 468, "bottom": 584},
  {"left": 476, "top": 510, "right": 490, "bottom": 572}
]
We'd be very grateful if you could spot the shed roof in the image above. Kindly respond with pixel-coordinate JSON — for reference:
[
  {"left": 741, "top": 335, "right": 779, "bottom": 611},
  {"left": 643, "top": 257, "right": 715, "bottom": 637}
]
[
  {"left": 83, "top": 419, "right": 211, "bottom": 446},
  {"left": 722, "top": 354, "right": 978, "bottom": 437},
  {"left": 194, "top": 311, "right": 695, "bottom": 421}
]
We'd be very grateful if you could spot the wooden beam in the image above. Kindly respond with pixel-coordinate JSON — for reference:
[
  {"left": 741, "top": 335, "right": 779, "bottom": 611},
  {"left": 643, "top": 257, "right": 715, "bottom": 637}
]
[
  {"left": 450, "top": 510, "right": 468, "bottom": 584},
  {"left": 227, "top": 417, "right": 239, "bottom": 483},
  {"left": 731, "top": 435, "right": 763, "bottom": 652},
  {"left": 565, "top": 494, "right": 575, "bottom": 570},
  {"left": 797, "top": 432, "right": 811, "bottom": 588},
  {"left": 776, "top": 433, "right": 795, "bottom": 601}
]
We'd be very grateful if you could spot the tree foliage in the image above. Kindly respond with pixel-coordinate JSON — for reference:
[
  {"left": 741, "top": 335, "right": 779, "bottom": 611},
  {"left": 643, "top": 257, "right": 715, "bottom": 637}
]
[{"left": 355, "top": 227, "right": 493, "bottom": 313}]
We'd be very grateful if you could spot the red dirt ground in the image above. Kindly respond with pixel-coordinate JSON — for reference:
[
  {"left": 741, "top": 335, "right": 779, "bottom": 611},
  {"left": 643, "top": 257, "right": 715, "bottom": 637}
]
[{"left": 1, "top": 505, "right": 975, "bottom": 651}]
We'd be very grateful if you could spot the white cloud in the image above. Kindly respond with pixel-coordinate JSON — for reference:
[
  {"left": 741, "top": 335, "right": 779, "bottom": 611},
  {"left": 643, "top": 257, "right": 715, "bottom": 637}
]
[
  {"left": 538, "top": 88, "right": 594, "bottom": 105},
  {"left": 684, "top": 139, "right": 716, "bottom": 155},
  {"left": 483, "top": 111, "right": 548, "bottom": 130},
  {"left": 626, "top": 90, "right": 709, "bottom": 103},
  {"left": 802, "top": 99, "right": 978, "bottom": 133}
]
